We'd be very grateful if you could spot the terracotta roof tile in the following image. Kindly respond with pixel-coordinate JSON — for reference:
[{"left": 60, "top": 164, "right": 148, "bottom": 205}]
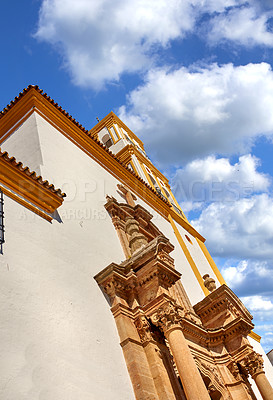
[
  {"left": 0, "top": 149, "right": 66, "bottom": 199},
  {"left": 0, "top": 85, "right": 169, "bottom": 206}
]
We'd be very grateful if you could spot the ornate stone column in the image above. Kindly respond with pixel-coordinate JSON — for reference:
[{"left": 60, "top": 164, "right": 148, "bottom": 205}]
[
  {"left": 150, "top": 301, "right": 211, "bottom": 400},
  {"left": 135, "top": 315, "right": 185, "bottom": 400},
  {"left": 125, "top": 218, "right": 148, "bottom": 254},
  {"left": 241, "top": 352, "right": 273, "bottom": 400}
]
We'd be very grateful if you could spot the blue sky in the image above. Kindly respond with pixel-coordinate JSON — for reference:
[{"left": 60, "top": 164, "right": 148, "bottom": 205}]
[{"left": 1, "top": 0, "right": 273, "bottom": 351}]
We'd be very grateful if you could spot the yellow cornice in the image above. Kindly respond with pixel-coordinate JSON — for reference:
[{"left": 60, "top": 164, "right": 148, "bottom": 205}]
[
  {"left": 89, "top": 111, "right": 145, "bottom": 150},
  {"left": 249, "top": 331, "right": 261, "bottom": 343},
  {"left": 0, "top": 185, "right": 52, "bottom": 222},
  {"left": 116, "top": 144, "right": 135, "bottom": 165},
  {"left": 0, "top": 151, "right": 64, "bottom": 214},
  {"left": 170, "top": 208, "right": 204, "bottom": 240},
  {"left": 0, "top": 87, "right": 205, "bottom": 241}
]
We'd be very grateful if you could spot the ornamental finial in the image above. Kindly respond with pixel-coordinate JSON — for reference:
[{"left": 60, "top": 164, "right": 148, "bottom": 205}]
[{"left": 203, "top": 274, "right": 216, "bottom": 292}]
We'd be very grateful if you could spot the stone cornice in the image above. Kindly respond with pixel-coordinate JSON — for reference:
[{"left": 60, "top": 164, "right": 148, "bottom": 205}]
[
  {"left": 94, "top": 236, "right": 182, "bottom": 308},
  {"left": 194, "top": 284, "right": 253, "bottom": 329}
]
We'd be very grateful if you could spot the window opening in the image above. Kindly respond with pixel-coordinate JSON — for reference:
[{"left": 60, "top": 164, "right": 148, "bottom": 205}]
[
  {"left": 101, "top": 132, "right": 114, "bottom": 149},
  {"left": 185, "top": 235, "right": 193, "bottom": 244}
]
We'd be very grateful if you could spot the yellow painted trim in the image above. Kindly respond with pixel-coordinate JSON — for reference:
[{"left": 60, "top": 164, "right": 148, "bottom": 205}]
[
  {"left": 108, "top": 125, "right": 120, "bottom": 144},
  {"left": 168, "top": 214, "right": 209, "bottom": 296},
  {"left": 249, "top": 331, "right": 261, "bottom": 343},
  {"left": 196, "top": 238, "right": 226, "bottom": 286},
  {"left": 140, "top": 161, "right": 153, "bottom": 186},
  {"left": 0, "top": 150, "right": 64, "bottom": 213},
  {"left": 0, "top": 108, "right": 34, "bottom": 144},
  {"left": 134, "top": 148, "right": 169, "bottom": 183},
  {"left": 168, "top": 186, "right": 185, "bottom": 215},
  {"left": 0, "top": 88, "right": 205, "bottom": 242},
  {"left": 157, "top": 179, "right": 186, "bottom": 220},
  {"left": 128, "top": 160, "right": 137, "bottom": 176},
  {"left": 112, "top": 125, "right": 121, "bottom": 141},
  {"left": 1, "top": 185, "right": 52, "bottom": 222},
  {"left": 116, "top": 124, "right": 125, "bottom": 139},
  {"left": 116, "top": 145, "right": 134, "bottom": 165},
  {"left": 89, "top": 111, "right": 145, "bottom": 150},
  {"left": 169, "top": 208, "right": 204, "bottom": 241}
]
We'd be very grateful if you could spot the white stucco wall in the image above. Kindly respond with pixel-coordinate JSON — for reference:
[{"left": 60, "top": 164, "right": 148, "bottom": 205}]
[
  {"left": 2, "top": 113, "right": 43, "bottom": 174},
  {"left": 0, "top": 194, "right": 136, "bottom": 400}
]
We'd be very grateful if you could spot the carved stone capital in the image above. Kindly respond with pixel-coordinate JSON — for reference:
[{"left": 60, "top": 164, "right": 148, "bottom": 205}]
[
  {"left": 150, "top": 301, "right": 183, "bottom": 334},
  {"left": 135, "top": 315, "right": 153, "bottom": 343},
  {"left": 240, "top": 352, "right": 264, "bottom": 378}
]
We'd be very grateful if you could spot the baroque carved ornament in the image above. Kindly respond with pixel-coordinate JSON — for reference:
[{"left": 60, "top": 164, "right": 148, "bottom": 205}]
[{"left": 150, "top": 301, "right": 183, "bottom": 334}]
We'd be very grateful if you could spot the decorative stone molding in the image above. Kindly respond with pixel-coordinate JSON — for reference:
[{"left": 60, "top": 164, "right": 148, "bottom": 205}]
[
  {"left": 194, "top": 284, "right": 254, "bottom": 333},
  {"left": 104, "top": 195, "right": 163, "bottom": 258},
  {"left": 240, "top": 352, "right": 264, "bottom": 378},
  {"left": 227, "top": 361, "right": 242, "bottom": 381},
  {"left": 150, "top": 301, "right": 183, "bottom": 334},
  {"left": 95, "top": 199, "right": 273, "bottom": 400},
  {"left": 135, "top": 315, "right": 153, "bottom": 343},
  {"left": 125, "top": 218, "right": 148, "bottom": 254},
  {"left": 117, "top": 183, "right": 137, "bottom": 207},
  {"left": 195, "top": 357, "right": 225, "bottom": 395}
]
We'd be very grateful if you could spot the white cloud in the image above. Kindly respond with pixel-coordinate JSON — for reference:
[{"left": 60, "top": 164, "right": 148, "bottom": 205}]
[
  {"left": 172, "top": 154, "right": 270, "bottom": 205},
  {"left": 35, "top": 0, "right": 195, "bottom": 89},
  {"left": 221, "top": 259, "right": 273, "bottom": 294},
  {"left": 222, "top": 260, "right": 248, "bottom": 287},
  {"left": 119, "top": 63, "right": 273, "bottom": 163},
  {"left": 241, "top": 295, "right": 273, "bottom": 348},
  {"left": 208, "top": 6, "right": 273, "bottom": 47},
  {"left": 257, "top": 324, "right": 273, "bottom": 332},
  {"left": 241, "top": 295, "right": 273, "bottom": 311},
  {"left": 191, "top": 194, "right": 273, "bottom": 260},
  {"left": 35, "top": 1, "right": 273, "bottom": 89}
]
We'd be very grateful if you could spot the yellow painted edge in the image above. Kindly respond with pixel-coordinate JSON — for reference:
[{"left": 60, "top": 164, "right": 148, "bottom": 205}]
[
  {"left": 140, "top": 160, "right": 153, "bottom": 187},
  {"left": 108, "top": 125, "right": 120, "bottom": 144},
  {"left": 196, "top": 238, "right": 226, "bottom": 286},
  {"left": 1, "top": 185, "right": 52, "bottom": 222},
  {"left": 249, "top": 331, "right": 261, "bottom": 343},
  {"left": 168, "top": 214, "right": 209, "bottom": 296}
]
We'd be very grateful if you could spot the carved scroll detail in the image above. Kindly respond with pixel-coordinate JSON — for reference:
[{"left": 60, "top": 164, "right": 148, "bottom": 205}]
[
  {"left": 135, "top": 315, "right": 153, "bottom": 343},
  {"left": 240, "top": 352, "right": 264, "bottom": 378},
  {"left": 150, "top": 301, "right": 183, "bottom": 333},
  {"left": 195, "top": 357, "right": 225, "bottom": 395}
]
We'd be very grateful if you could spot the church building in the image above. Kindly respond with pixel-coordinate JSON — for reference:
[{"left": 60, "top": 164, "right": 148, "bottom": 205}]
[{"left": 0, "top": 85, "right": 273, "bottom": 400}]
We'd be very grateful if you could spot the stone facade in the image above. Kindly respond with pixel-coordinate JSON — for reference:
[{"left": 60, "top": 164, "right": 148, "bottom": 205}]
[{"left": 95, "top": 198, "right": 273, "bottom": 400}]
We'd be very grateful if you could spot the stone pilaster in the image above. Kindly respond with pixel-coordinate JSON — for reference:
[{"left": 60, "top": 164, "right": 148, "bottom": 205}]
[{"left": 150, "top": 301, "right": 211, "bottom": 400}]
